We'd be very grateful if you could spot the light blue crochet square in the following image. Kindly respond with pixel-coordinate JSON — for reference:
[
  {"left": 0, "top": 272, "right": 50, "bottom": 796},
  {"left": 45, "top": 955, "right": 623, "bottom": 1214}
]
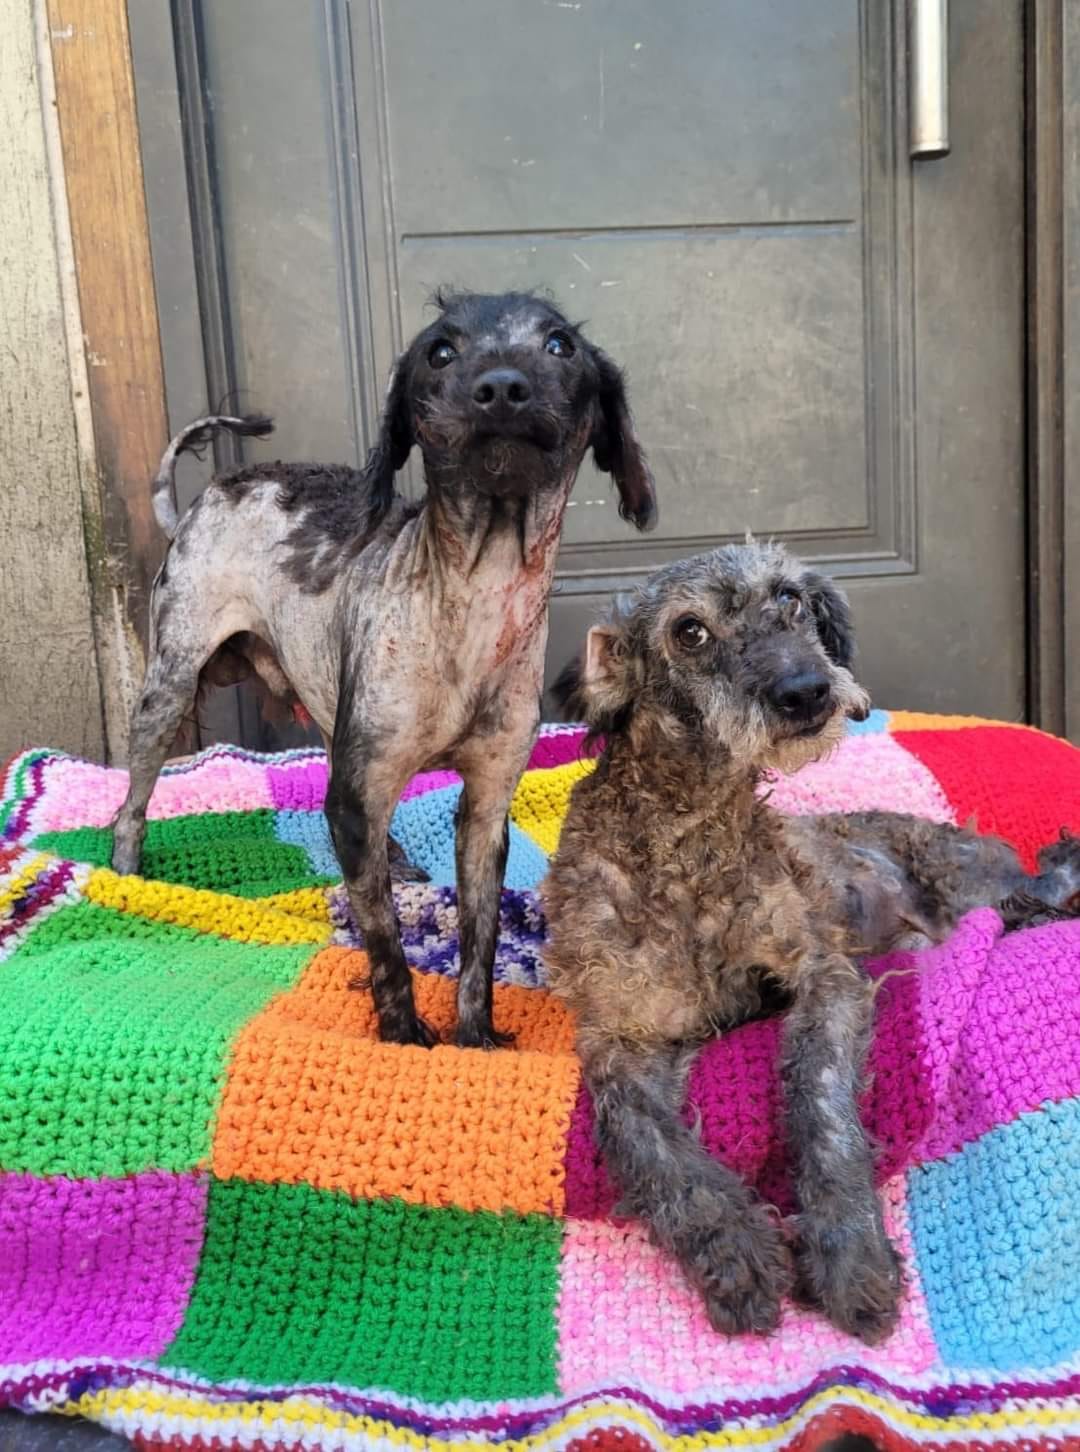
[
  {"left": 845, "top": 708, "right": 890, "bottom": 735},
  {"left": 907, "top": 1097, "right": 1080, "bottom": 1370},
  {"left": 275, "top": 791, "right": 549, "bottom": 891},
  {"left": 273, "top": 809, "right": 340, "bottom": 878},
  {"left": 390, "top": 784, "right": 549, "bottom": 890}
]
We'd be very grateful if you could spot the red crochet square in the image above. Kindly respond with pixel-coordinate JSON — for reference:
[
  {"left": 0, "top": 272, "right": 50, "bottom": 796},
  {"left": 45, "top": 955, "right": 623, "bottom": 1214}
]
[{"left": 894, "top": 725, "right": 1080, "bottom": 872}]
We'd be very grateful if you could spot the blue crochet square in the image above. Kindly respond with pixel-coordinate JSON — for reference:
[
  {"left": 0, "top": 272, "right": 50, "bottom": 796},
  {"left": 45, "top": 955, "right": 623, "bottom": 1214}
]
[{"left": 908, "top": 1098, "right": 1080, "bottom": 1370}]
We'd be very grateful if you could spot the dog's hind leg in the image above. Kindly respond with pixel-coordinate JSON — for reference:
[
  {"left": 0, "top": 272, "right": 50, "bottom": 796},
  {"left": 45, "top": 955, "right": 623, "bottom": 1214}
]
[
  {"left": 111, "top": 647, "right": 203, "bottom": 875},
  {"left": 782, "top": 953, "right": 901, "bottom": 1344}
]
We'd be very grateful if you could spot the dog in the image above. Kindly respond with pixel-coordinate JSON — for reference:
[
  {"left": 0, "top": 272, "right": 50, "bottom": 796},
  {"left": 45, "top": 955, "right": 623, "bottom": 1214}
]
[
  {"left": 542, "top": 539, "right": 1080, "bottom": 1342},
  {"left": 111, "top": 290, "right": 656, "bottom": 1049}
]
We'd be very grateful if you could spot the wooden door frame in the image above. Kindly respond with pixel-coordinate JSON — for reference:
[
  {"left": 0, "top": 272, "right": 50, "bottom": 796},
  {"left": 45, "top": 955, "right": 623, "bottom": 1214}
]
[{"left": 50, "top": 0, "right": 1080, "bottom": 743}]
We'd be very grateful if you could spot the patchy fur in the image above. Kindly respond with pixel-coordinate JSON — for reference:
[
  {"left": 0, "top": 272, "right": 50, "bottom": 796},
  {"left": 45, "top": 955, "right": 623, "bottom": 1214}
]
[
  {"left": 111, "top": 291, "right": 656, "bottom": 1048},
  {"left": 543, "top": 540, "right": 1080, "bottom": 1341}
]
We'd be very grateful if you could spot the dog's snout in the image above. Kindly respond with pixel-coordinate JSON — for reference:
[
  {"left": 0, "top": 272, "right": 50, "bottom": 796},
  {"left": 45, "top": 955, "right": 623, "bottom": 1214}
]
[
  {"left": 472, "top": 367, "right": 532, "bottom": 412},
  {"left": 768, "top": 669, "right": 831, "bottom": 721}
]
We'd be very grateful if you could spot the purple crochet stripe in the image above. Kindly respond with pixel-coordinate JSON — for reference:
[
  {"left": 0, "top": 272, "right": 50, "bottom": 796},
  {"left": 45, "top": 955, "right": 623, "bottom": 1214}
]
[
  {"left": 5, "top": 1359, "right": 1080, "bottom": 1438},
  {"left": 0, "top": 755, "right": 49, "bottom": 844},
  {"left": 0, "top": 858, "right": 76, "bottom": 949},
  {"left": 0, "top": 1171, "right": 207, "bottom": 1365},
  {"left": 329, "top": 882, "right": 548, "bottom": 986}
]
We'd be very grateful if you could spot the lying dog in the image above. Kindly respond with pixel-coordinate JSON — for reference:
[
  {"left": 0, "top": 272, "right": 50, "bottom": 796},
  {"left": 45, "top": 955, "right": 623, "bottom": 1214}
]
[
  {"left": 542, "top": 539, "right": 1079, "bottom": 1341},
  {"left": 111, "top": 290, "right": 656, "bottom": 1048}
]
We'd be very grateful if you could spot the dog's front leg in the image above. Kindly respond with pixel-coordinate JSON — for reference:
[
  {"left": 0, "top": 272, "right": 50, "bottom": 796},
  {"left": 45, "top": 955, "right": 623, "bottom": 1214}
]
[
  {"left": 782, "top": 955, "right": 901, "bottom": 1343},
  {"left": 325, "top": 759, "right": 435, "bottom": 1048},
  {"left": 452, "top": 745, "right": 526, "bottom": 1049},
  {"left": 587, "top": 1040, "right": 791, "bottom": 1335}
]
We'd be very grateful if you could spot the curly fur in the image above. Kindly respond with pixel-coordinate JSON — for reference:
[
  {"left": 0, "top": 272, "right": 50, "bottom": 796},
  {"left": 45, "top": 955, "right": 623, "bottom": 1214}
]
[{"left": 543, "top": 540, "right": 1080, "bottom": 1342}]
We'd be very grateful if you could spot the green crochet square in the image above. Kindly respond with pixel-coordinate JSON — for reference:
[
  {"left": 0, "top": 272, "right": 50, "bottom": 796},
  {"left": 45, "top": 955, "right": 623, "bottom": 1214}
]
[
  {"left": 161, "top": 1180, "right": 562, "bottom": 1402},
  {"left": 0, "top": 901, "right": 312, "bottom": 1176},
  {"left": 32, "top": 810, "right": 330, "bottom": 898}
]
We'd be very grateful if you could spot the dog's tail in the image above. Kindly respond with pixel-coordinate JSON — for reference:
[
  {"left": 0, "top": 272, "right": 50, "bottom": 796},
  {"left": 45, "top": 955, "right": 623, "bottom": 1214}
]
[{"left": 152, "top": 413, "right": 275, "bottom": 538}]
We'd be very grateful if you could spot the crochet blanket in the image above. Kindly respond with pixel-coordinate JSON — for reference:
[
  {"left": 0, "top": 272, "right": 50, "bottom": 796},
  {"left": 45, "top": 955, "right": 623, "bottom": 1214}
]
[{"left": 2, "top": 709, "right": 1080, "bottom": 1450}]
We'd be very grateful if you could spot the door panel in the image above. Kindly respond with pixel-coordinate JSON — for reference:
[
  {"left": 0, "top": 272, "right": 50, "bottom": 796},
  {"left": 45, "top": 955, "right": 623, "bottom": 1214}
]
[{"left": 132, "top": 0, "right": 1026, "bottom": 743}]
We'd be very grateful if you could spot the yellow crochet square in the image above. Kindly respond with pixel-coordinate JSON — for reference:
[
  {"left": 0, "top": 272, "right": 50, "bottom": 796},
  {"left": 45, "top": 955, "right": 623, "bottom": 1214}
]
[
  {"left": 510, "top": 758, "right": 595, "bottom": 855},
  {"left": 85, "top": 869, "right": 330, "bottom": 948}
]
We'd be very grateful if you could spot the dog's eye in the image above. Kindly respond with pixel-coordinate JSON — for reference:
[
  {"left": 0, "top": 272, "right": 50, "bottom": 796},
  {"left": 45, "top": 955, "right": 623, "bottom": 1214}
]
[
  {"left": 544, "top": 331, "right": 575, "bottom": 359},
  {"left": 776, "top": 587, "right": 803, "bottom": 617},
  {"left": 673, "top": 616, "right": 711, "bottom": 650},
  {"left": 428, "top": 340, "right": 457, "bottom": 369}
]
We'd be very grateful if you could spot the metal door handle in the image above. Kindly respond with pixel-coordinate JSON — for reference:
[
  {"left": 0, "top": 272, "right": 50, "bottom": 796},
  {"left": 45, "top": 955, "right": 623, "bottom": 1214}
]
[{"left": 910, "top": 0, "right": 949, "bottom": 158}]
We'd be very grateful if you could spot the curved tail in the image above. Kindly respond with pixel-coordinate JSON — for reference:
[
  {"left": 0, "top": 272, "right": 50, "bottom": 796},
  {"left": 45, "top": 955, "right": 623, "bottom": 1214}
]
[{"left": 152, "top": 412, "right": 274, "bottom": 538}]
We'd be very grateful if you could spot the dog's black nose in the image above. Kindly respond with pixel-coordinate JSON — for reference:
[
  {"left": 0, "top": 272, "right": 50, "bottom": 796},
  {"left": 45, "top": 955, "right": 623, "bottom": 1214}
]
[
  {"left": 472, "top": 368, "right": 532, "bottom": 411},
  {"left": 768, "top": 670, "right": 831, "bottom": 720}
]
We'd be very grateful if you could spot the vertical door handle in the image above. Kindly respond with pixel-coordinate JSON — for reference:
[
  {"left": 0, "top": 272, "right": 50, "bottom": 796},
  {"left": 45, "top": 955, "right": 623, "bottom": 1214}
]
[{"left": 910, "top": 0, "right": 950, "bottom": 158}]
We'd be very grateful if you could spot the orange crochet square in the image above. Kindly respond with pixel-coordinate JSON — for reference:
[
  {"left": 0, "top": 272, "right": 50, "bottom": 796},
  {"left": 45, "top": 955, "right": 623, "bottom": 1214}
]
[{"left": 212, "top": 948, "right": 580, "bottom": 1216}]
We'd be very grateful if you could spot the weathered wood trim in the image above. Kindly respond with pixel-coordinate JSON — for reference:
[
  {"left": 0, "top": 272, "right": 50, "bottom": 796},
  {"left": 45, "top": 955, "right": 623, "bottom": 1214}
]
[
  {"left": 0, "top": 2, "right": 104, "bottom": 759},
  {"left": 45, "top": 0, "right": 172, "bottom": 760}
]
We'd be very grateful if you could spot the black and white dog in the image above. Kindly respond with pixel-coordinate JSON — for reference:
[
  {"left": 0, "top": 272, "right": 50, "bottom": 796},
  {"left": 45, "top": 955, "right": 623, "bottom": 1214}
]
[{"left": 111, "top": 290, "right": 656, "bottom": 1048}]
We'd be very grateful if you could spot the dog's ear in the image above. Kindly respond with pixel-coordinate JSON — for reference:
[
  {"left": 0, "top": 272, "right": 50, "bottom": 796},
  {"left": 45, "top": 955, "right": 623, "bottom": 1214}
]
[
  {"left": 803, "top": 570, "right": 856, "bottom": 671},
  {"left": 575, "top": 621, "right": 639, "bottom": 732},
  {"left": 589, "top": 348, "right": 658, "bottom": 533},
  {"left": 362, "top": 357, "right": 414, "bottom": 515}
]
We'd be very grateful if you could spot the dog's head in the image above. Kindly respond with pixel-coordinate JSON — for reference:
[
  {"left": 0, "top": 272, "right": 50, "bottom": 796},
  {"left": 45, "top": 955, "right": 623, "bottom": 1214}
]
[
  {"left": 564, "top": 539, "right": 870, "bottom": 774},
  {"left": 366, "top": 290, "right": 656, "bottom": 529}
]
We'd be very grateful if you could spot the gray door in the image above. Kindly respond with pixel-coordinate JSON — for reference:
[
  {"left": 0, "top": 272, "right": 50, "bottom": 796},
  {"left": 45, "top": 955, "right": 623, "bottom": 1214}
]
[{"left": 132, "top": 0, "right": 1027, "bottom": 747}]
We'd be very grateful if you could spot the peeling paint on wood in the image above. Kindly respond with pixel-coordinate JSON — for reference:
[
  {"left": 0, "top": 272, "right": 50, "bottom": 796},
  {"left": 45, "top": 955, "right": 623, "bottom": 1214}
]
[{"left": 0, "top": 1, "right": 104, "bottom": 760}]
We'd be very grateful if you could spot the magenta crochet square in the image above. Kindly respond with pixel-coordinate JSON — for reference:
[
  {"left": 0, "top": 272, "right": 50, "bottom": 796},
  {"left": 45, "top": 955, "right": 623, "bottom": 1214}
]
[
  {"left": 526, "top": 729, "right": 589, "bottom": 771},
  {"left": 0, "top": 1171, "right": 206, "bottom": 1362},
  {"left": 563, "top": 944, "right": 934, "bottom": 1218},
  {"left": 267, "top": 759, "right": 328, "bottom": 811}
]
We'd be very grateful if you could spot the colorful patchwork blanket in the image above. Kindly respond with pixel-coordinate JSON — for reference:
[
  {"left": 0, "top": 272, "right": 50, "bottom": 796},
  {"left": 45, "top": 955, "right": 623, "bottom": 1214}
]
[{"left": 2, "top": 709, "right": 1080, "bottom": 1450}]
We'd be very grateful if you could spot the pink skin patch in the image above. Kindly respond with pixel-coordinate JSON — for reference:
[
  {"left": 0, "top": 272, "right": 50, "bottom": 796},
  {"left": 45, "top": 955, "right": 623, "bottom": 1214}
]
[
  {"left": 556, "top": 1176, "right": 936, "bottom": 1398},
  {"left": 0, "top": 1171, "right": 207, "bottom": 1363}
]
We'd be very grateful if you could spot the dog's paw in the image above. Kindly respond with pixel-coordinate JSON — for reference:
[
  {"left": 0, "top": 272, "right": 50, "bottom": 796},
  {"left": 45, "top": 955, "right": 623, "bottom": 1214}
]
[
  {"left": 389, "top": 858, "right": 431, "bottom": 884},
  {"left": 685, "top": 1204, "right": 791, "bottom": 1336},
  {"left": 794, "top": 1215, "right": 903, "bottom": 1345},
  {"left": 377, "top": 1010, "right": 440, "bottom": 1048},
  {"left": 387, "top": 835, "right": 430, "bottom": 884},
  {"left": 111, "top": 847, "right": 141, "bottom": 876},
  {"left": 455, "top": 1020, "right": 515, "bottom": 1051}
]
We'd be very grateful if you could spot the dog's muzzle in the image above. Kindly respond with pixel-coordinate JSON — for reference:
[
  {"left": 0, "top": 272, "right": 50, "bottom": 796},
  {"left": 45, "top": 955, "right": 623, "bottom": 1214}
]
[{"left": 766, "top": 669, "right": 834, "bottom": 735}]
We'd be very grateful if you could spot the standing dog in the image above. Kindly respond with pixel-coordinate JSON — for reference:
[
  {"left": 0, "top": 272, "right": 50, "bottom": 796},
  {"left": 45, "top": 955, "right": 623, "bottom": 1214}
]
[
  {"left": 112, "top": 290, "right": 656, "bottom": 1048},
  {"left": 543, "top": 540, "right": 1079, "bottom": 1341}
]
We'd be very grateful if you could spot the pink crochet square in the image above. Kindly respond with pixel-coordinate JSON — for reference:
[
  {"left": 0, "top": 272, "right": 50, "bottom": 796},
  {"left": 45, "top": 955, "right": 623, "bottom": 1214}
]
[
  {"left": 556, "top": 1175, "right": 936, "bottom": 1397},
  {"left": 29, "top": 755, "right": 275, "bottom": 835},
  {"left": 765, "top": 734, "right": 955, "bottom": 822}
]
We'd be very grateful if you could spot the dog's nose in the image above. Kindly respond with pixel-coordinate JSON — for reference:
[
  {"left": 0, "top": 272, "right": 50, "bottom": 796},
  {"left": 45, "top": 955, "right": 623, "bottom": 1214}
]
[
  {"left": 768, "top": 670, "right": 832, "bottom": 720},
  {"left": 472, "top": 368, "right": 532, "bottom": 411}
]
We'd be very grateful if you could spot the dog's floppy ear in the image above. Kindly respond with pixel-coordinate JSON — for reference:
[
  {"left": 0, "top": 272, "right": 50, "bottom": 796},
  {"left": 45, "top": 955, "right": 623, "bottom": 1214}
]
[
  {"left": 589, "top": 347, "right": 658, "bottom": 533},
  {"left": 362, "top": 357, "right": 414, "bottom": 516},
  {"left": 803, "top": 569, "right": 869, "bottom": 720},
  {"left": 573, "top": 620, "right": 640, "bottom": 735},
  {"left": 803, "top": 570, "right": 856, "bottom": 671}
]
